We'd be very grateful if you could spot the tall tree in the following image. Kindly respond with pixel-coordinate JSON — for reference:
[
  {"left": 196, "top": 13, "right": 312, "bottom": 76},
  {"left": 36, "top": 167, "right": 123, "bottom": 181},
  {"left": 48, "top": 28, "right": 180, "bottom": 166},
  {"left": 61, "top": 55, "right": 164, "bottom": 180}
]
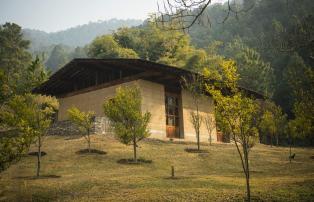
[
  {"left": 24, "top": 56, "right": 50, "bottom": 92},
  {"left": 113, "top": 24, "right": 194, "bottom": 66},
  {"left": 45, "top": 44, "right": 69, "bottom": 72},
  {"left": 87, "top": 35, "right": 138, "bottom": 59},
  {"left": 0, "top": 23, "right": 52, "bottom": 172},
  {"left": 224, "top": 38, "right": 274, "bottom": 96},
  {"left": 259, "top": 111, "right": 276, "bottom": 147},
  {"left": 0, "top": 23, "right": 32, "bottom": 98},
  {"left": 284, "top": 53, "right": 314, "bottom": 145},
  {"left": 205, "top": 59, "right": 259, "bottom": 201},
  {"left": 184, "top": 49, "right": 208, "bottom": 71},
  {"left": 259, "top": 100, "right": 287, "bottom": 146},
  {"left": 70, "top": 46, "right": 87, "bottom": 59}
]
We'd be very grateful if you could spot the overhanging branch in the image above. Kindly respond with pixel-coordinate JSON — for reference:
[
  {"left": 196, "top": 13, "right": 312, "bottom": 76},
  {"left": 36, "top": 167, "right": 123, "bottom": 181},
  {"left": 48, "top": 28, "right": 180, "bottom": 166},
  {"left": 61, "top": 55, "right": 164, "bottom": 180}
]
[{"left": 154, "top": 0, "right": 256, "bottom": 31}]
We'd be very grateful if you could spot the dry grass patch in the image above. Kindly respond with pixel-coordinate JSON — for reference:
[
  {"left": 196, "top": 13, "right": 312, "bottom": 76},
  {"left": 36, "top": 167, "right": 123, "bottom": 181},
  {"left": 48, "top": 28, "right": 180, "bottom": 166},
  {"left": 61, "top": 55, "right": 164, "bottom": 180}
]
[{"left": 0, "top": 135, "right": 313, "bottom": 201}]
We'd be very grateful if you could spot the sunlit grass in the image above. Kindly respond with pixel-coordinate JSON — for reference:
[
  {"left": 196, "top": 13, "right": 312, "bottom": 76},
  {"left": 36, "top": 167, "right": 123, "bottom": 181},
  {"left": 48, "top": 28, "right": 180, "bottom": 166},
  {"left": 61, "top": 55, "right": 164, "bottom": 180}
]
[{"left": 0, "top": 135, "right": 313, "bottom": 201}]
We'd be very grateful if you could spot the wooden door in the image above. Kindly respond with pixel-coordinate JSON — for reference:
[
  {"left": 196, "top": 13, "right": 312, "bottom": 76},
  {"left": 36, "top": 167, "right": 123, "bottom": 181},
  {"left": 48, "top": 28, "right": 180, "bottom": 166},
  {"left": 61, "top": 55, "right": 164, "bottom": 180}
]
[
  {"left": 217, "top": 132, "right": 223, "bottom": 142},
  {"left": 166, "top": 126, "right": 176, "bottom": 138},
  {"left": 165, "top": 94, "right": 180, "bottom": 138}
]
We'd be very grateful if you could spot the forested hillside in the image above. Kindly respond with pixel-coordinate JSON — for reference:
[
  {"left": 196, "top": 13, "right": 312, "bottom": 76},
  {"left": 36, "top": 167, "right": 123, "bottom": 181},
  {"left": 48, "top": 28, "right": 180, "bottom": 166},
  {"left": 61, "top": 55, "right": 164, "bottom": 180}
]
[
  {"left": 23, "top": 19, "right": 142, "bottom": 53},
  {"left": 187, "top": 0, "right": 314, "bottom": 116}
]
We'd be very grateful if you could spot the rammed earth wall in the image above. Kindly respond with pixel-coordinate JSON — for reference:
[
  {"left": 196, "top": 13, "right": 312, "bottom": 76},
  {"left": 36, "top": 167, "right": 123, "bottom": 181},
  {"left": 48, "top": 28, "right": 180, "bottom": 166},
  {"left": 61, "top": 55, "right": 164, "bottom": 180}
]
[
  {"left": 181, "top": 90, "right": 217, "bottom": 142},
  {"left": 51, "top": 79, "right": 217, "bottom": 142}
]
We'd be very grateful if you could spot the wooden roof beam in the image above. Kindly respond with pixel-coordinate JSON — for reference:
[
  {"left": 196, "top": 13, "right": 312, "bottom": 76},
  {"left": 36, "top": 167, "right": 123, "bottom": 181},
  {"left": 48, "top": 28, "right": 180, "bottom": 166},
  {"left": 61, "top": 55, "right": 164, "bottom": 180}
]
[{"left": 57, "top": 71, "right": 162, "bottom": 98}]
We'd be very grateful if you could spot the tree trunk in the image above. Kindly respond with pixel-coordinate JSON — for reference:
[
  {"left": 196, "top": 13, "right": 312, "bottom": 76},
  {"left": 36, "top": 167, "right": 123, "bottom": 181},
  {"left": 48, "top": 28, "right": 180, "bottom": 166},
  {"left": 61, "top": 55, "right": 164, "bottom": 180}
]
[
  {"left": 244, "top": 152, "right": 251, "bottom": 202},
  {"left": 270, "top": 135, "right": 272, "bottom": 147},
  {"left": 197, "top": 130, "right": 200, "bottom": 150},
  {"left": 289, "top": 136, "right": 292, "bottom": 163},
  {"left": 233, "top": 136, "right": 251, "bottom": 202},
  {"left": 171, "top": 166, "right": 175, "bottom": 178},
  {"left": 133, "top": 134, "right": 137, "bottom": 163},
  {"left": 263, "top": 134, "right": 266, "bottom": 144},
  {"left": 37, "top": 136, "right": 41, "bottom": 177},
  {"left": 196, "top": 106, "right": 201, "bottom": 151},
  {"left": 245, "top": 171, "right": 251, "bottom": 202},
  {"left": 276, "top": 133, "right": 279, "bottom": 146},
  {"left": 209, "top": 131, "right": 212, "bottom": 146},
  {"left": 87, "top": 129, "right": 91, "bottom": 153},
  {"left": 88, "top": 139, "right": 91, "bottom": 153}
]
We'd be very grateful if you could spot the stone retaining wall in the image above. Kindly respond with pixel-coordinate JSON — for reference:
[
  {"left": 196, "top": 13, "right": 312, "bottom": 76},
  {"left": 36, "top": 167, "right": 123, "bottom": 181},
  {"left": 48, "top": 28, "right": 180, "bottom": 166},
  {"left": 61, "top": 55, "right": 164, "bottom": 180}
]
[
  {"left": 47, "top": 116, "right": 112, "bottom": 136},
  {"left": 47, "top": 120, "right": 82, "bottom": 136},
  {"left": 94, "top": 116, "right": 112, "bottom": 135}
]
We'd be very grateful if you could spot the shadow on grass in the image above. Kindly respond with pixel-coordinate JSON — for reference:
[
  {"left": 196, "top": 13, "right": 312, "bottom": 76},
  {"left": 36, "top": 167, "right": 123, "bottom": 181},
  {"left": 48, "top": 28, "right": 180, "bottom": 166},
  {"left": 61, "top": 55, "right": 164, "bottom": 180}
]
[
  {"left": 233, "top": 170, "right": 264, "bottom": 174},
  {"left": 144, "top": 137, "right": 214, "bottom": 146},
  {"left": 163, "top": 176, "right": 192, "bottom": 180},
  {"left": 185, "top": 148, "right": 209, "bottom": 153},
  {"left": 64, "top": 136, "right": 82, "bottom": 141},
  {"left": 28, "top": 151, "right": 47, "bottom": 156},
  {"left": 0, "top": 189, "right": 6, "bottom": 200},
  {"left": 117, "top": 158, "right": 152, "bottom": 165},
  {"left": 75, "top": 149, "right": 107, "bottom": 155},
  {"left": 13, "top": 175, "right": 61, "bottom": 180}
]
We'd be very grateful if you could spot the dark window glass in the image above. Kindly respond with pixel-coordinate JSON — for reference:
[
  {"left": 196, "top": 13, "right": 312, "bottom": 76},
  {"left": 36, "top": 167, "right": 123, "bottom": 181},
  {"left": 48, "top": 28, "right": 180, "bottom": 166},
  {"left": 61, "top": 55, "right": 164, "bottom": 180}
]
[
  {"left": 175, "top": 117, "right": 179, "bottom": 126},
  {"left": 167, "top": 116, "right": 175, "bottom": 126},
  {"left": 168, "top": 97, "right": 174, "bottom": 105},
  {"left": 168, "top": 107, "right": 175, "bottom": 115}
]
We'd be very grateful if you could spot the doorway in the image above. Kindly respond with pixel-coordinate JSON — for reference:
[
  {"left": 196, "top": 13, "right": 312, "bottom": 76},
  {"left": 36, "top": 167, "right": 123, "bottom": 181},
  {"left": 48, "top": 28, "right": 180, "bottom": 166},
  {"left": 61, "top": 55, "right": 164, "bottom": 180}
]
[{"left": 165, "top": 93, "right": 181, "bottom": 138}]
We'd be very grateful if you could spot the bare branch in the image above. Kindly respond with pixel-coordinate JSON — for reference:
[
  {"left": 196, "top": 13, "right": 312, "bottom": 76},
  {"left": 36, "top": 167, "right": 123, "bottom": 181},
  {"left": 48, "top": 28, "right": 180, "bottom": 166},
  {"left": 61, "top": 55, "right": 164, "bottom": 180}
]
[{"left": 155, "top": 0, "right": 256, "bottom": 31}]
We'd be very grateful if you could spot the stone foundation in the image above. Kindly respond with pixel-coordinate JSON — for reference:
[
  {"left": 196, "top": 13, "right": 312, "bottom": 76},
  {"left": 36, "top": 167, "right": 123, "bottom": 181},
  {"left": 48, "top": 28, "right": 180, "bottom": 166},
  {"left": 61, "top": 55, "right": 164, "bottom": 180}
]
[
  {"left": 47, "top": 120, "right": 82, "bottom": 136},
  {"left": 47, "top": 116, "right": 112, "bottom": 136},
  {"left": 94, "top": 116, "right": 112, "bottom": 135}
]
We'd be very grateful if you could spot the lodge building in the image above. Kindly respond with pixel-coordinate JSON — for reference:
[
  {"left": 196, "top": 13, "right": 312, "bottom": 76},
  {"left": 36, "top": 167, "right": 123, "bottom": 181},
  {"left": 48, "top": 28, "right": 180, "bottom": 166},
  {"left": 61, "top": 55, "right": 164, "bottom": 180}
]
[{"left": 34, "top": 59, "right": 261, "bottom": 142}]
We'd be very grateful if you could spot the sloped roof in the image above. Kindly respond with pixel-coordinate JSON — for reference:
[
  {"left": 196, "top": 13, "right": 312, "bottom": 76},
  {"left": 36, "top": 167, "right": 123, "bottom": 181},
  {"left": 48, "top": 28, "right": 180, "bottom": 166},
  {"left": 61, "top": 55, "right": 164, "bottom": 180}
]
[{"left": 33, "top": 58, "right": 264, "bottom": 99}]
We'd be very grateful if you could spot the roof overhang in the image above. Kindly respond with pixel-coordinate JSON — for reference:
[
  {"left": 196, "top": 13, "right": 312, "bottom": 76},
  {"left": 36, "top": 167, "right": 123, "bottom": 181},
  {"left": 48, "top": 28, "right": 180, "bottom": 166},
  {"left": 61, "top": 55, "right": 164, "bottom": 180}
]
[{"left": 33, "top": 58, "right": 265, "bottom": 99}]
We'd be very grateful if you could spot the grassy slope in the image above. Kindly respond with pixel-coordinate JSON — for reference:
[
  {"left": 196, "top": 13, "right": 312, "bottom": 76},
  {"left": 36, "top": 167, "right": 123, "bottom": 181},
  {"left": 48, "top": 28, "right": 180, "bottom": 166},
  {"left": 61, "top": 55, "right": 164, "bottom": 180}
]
[{"left": 0, "top": 135, "right": 313, "bottom": 201}]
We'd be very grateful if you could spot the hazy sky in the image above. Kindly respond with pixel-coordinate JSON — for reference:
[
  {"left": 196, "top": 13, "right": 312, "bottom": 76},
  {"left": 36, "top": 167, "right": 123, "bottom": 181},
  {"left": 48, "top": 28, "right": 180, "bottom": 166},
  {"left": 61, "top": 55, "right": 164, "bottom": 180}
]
[{"left": 0, "top": 0, "right": 225, "bottom": 32}]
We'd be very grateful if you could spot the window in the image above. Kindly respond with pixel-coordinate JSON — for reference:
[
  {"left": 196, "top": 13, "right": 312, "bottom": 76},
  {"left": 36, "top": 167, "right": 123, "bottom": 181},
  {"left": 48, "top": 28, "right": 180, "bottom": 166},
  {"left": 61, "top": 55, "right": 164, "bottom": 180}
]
[{"left": 165, "top": 95, "right": 179, "bottom": 127}]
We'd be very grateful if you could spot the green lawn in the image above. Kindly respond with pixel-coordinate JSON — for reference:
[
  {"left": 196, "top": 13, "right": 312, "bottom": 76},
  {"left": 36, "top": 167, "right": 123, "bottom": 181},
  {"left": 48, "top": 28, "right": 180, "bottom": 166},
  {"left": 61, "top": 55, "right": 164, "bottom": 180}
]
[{"left": 1, "top": 135, "right": 313, "bottom": 201}]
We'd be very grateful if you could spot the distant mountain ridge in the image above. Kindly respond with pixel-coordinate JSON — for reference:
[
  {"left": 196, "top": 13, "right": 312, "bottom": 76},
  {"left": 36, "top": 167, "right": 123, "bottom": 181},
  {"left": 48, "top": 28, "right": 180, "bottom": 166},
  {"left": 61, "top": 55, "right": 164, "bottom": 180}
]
[{"left": 23, "top": 18, "right": 143, "bottom": 52}]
